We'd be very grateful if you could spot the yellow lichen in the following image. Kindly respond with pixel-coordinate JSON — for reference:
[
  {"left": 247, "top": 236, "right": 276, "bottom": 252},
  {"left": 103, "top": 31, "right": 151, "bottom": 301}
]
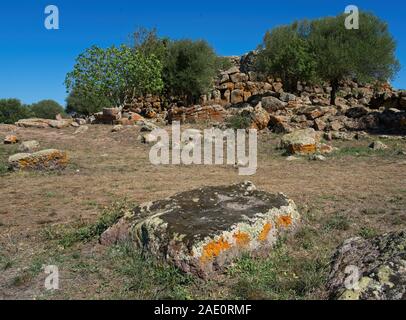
[
  {"left": 233, "top": 231, "right": 250, "bottom": 247},
  {"left": 200, "top": 237, "right": 231, "bottom": 262},
  {"left": 277, "top": 215, "right": 292, "bottom": 227},
  {"left": 258, "top": 223, "right": 272, "bottom": 241}
]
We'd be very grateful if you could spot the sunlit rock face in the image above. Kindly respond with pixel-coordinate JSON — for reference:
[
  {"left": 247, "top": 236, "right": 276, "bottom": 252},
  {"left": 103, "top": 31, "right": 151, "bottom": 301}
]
[{"left": 101, "top": 181, "right": 300, "bottom": 278}]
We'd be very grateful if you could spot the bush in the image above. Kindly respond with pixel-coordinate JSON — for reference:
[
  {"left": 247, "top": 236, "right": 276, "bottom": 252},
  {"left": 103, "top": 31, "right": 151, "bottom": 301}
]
[
  {"left": 30, "top": 100, "right": 65, "bottom": 119},
  {"left": 256, "top": 21, "right": 317, "bottom": 92},
  {"left": 0, "top": 99, "right": 32, "bottom": 124},
  {"left": 65, "top": 45, "right": 164, "bottom": 108},
  {"left": 256, "top": 12, "right": 400, "bottom": 104},
  {"left": 226, "top": 114, "right": 252, "bottom": 130},
  {"left": 66, "top": 89, "right": 111, "bottom": 116},
  {"left": 163, "top": 39, "right": 218, "bottom": 104}
]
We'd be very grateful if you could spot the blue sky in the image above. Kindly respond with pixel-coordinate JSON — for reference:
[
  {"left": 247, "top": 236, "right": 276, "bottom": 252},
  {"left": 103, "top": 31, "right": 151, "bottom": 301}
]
[{"left": 0, "top": 0, "right": 405, "bottom": 106}]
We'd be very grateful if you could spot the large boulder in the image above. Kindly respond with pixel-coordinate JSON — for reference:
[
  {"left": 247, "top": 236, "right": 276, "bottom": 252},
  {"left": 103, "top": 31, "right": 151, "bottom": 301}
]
[
  {"left": 327, "top": 231, "right": 406, "bottom": 300},
  {"left": 15, "top": 118, "right": 51, "bottom": 128},
  {"left": 261, "top": 96, "right": 287, "bottom": 112},
  {"left": 280, "top": 128, "right": 319, "bottom": 155},
  {"left": 100, "top": 182, "right": 300, "bottom": 278},
  {"left": 49, "top": 119, "right": 73, "bottom": 129},
  {"left": 8, "top": 149, "right": 68, "bottom": 171}
]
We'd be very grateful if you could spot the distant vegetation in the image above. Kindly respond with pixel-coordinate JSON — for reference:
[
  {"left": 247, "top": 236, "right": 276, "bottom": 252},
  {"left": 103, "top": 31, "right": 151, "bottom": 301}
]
[
  {"left": 1, "top": 10, "right": 400, "bottom": 121},
  {"left": 256, "top": 12, "right": 400, "bottom": 104},
  {"left": 0, "top": 98, "right": 64, "bottom": 123}
]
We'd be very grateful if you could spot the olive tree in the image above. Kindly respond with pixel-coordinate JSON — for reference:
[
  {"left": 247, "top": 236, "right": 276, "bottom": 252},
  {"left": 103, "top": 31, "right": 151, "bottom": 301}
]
[{"left": 309, "top": 12, "right": 400, "bottom": 104}]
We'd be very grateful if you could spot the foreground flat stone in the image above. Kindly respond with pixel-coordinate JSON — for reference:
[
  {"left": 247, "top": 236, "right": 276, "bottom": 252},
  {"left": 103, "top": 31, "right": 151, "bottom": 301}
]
[
  {"left": 101, "top": 182, "right": 300, "bottom": 278},
  {"left": 8, "top": 149, "right": 68, "bottom": 171},
  {"left": 327, "top": 231, "right": 406, "bottom": 300}
]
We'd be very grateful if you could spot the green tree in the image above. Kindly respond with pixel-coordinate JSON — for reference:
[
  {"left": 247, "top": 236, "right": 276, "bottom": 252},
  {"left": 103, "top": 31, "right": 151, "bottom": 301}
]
[
  {"left": 66, "top": 89, "right": 111, "bottom": 116},
  {"left": 0, "top": 99, "right": 32, "bottom": 124},
  {"left": 256, "top": 21, "right": 317, "bottom": 92},
  {"left": 164, "top": 39, "right": 218, "bottom": 104},
  {"left": 132, "top": 27, "right": 169, "bottom": 62},
  {"left": 65, "top": 45, "right": 164, "bottom": 108},
  {"left": 30, "top": 99, "right": 65, "bottom": 119},
  {"left": 309, "top": 12, "right": 400, "bottom": 104}
]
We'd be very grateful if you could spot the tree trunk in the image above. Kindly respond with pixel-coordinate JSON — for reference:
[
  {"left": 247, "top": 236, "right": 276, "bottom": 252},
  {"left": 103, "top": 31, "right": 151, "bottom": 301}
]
[{"left": 330, "top": 79, "right": 339, "bottom": 106}]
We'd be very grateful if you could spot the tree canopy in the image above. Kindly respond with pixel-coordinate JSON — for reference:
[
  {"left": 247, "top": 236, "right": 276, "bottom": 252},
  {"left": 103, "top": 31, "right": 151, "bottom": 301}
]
[
  {"left": 0, "top": 99, "right": 32, "bottom": 124},
  {"left": 256, "top": 21, "right": 317, "bottom": 92},
  {"left": 256, "top": 11, "right": 400, "bottom": 104},
  {"left": 65, "top": 45, "right": 164, "bottom": 108},
  {"left": 30, "top": 99, "right": 65, "bottom": 119}
]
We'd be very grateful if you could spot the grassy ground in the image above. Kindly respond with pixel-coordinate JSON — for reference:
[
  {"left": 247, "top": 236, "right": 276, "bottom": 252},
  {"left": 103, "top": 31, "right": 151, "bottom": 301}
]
[{"left": 0, "top": 124, "right": 405, "bottom": 299}]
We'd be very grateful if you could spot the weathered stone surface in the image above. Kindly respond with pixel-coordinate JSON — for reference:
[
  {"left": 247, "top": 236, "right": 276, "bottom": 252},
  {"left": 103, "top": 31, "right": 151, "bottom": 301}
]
[
  {"left": 73, "top": 125, "right": 89, "bottom": 135},
  {"left": 327, "top": 231, "right": 406, "bottom": 300},
  {"left": 100, "top": 182, "right": 300, "bottom": 278},
  {"left": 246, "top": 103, "right": 270, "bottom": 130},
  {"left": 346, "top": 106, "right": 369, "bottom": 118},
  {"left": 261, "top": 96, "right": 286, "bottom": 112},
  {"left": 369, "top": 141, "right": 388, "bottom": 150},
  {"left": 49, "top": 119, "right": 73, "bottom": 129},
  {"left": 280, "top": 128, "right": 318, "bottom": 155},
  {"left": 141, "top": 132, "right": 158, "bottom": 144},
  {"left": 18, "top": 140, "right": 40, "bottom": 152},
  {"left": 8, "top": 149, "right": 68, "bottom": 171},
  {"left": 230, "top": 89, "right": 244, "bottom": 104},
  {"left": 15, "top": 118, "right": 51, "bottom": 128},
  {"left": 4, "top": 135, "right": 18, "bottom": 144},
  {"left": 167, "top": 105, "right": 227, "bottom": 124}
]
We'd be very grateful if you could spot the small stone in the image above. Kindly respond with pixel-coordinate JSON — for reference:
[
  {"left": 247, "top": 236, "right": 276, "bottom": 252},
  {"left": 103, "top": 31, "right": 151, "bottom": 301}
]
[
  {"left": 111, "top": 125, "right": 123, "bottom": 133},
  {"left": 310, "top": 154, "right": 327, "bottom": 161},
  {"left": 73, "top": 125, "right": 89, "bottom": 135},
  {"left": 141, "top": 133, "right": 158, "bottom": 144},
  {"left": 369, "top": 141, "right": 388, "bottom": 150},
  {"left": 286, "top": 156, "right": 300, "bottom": 161},
  {"left": 4, "top": 135, "right": 18, "bottom": 144}
]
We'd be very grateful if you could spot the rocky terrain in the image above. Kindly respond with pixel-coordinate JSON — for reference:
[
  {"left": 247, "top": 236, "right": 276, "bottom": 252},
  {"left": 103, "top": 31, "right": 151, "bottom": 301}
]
[{"left": 0, "top": 52, "right": 405, "bottom": 300}]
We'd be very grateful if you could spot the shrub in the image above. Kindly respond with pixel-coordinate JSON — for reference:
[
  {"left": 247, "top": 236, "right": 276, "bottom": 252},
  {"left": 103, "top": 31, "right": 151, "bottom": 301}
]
[
  {"left": 0, "top": 98, "right": 32, "bottom": 124},
  {"left": 256, "top": 21, "right": 317, "bottom": 92},
  {"left": 66, "top": 89, "right": 111, "bottom": 116},
  {"left": 30, "top": 100, "right": 65, "bottom": 119},
  {"left": 163, "top": 39, "right": 218, "bottom": 104}
]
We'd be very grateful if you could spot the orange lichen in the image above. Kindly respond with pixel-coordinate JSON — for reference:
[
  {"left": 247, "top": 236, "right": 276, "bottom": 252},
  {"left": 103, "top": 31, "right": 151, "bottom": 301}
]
[
  {"left": 200, "top": 237, "right": 231, "bottom": 262},
  {"left": 258, "top": 223, "right": 272, "bottom": 241},
  {"left": 233, "top": 231, "right": 250, "bottom": 247},
  {"left": 289, "top": 144, "right": 316, "bottom": 154},
  {"left": 277, "top": 215, "right": 293, "bottom": 227}
]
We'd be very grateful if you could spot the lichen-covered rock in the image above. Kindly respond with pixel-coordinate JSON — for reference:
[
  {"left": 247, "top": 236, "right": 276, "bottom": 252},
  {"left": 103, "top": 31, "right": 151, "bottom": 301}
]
[
  {"left": 327, "top": 231, "right": 406, "bottom": 300},
  {"left": 18, "top": 140, "right": 40, "bottom": 152},
  {"left": 280, "top": 128, "right": 319, "bottom": 155},
  {"left": 15, "top": 118, "right": 51, "bottom": 128},
  {"left": 101, "top": 182, "right": 300, "bottom": 278},
  {"left": 4, "top": 135, "right": 18, "bottom": 144},
  {"left": 8, "top": 149, "right": 68, "bottom": 171}
]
